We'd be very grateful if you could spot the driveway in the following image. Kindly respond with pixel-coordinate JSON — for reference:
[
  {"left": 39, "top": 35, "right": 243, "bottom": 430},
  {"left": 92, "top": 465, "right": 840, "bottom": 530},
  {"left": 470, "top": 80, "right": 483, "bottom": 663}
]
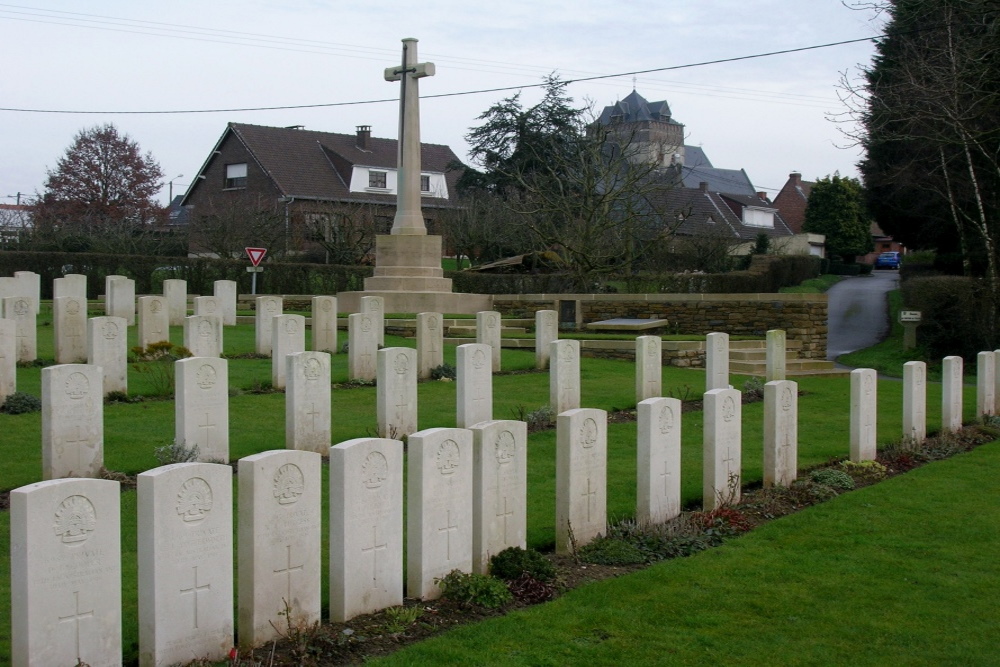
[{"left": 826, "top": 270, "right": 900, "bottom": 360}]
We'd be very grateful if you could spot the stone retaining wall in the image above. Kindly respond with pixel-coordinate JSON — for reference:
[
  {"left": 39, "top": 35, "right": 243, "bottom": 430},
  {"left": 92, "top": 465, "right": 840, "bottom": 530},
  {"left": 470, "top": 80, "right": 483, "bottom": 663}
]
[{"left": 493, "top": 293, "right": 828, "bottom": 359}]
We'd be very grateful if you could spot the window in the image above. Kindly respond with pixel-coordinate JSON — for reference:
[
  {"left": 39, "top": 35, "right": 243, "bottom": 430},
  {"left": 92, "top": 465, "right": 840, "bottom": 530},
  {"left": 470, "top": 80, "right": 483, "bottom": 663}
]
[
  {"left": 225, "top": 163, "right": 247, "bottom": 189},
  {"left": 420, "top": 175, "right": 431, "bottom": 192},
  {"left": 368, "top": 171, "right": 387, "bottom": 189}
]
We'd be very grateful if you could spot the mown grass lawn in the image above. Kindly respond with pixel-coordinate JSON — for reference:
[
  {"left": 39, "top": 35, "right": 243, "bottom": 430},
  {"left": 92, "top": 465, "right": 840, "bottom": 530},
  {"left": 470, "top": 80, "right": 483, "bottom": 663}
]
[{"left": 0, "top": 315, "right": 985, "bottom": 663}]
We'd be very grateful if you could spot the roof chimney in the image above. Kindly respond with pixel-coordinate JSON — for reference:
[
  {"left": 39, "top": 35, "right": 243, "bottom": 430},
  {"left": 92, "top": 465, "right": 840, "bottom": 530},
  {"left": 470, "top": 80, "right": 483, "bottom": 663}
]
[
  {"left": 790, "top": 172, "right": 802, "bottom": 185},
  {"left": 356, "top": 125, "right": 371, "bottom": 150},
  {"left": 699, "top": 181, "right": 708, "bottom": 192},
  {"left": 757, "top": 191, "right": 768, "bottom": 201}
]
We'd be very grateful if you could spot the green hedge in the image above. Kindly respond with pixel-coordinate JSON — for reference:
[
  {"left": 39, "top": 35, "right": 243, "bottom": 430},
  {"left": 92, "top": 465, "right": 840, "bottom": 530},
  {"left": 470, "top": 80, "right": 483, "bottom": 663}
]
[
  {"left": 901, "top": 275, "right": 998, "bottom": 361},
  {"left": 0, "top": 251, "right": 371, "bottom": 298}
]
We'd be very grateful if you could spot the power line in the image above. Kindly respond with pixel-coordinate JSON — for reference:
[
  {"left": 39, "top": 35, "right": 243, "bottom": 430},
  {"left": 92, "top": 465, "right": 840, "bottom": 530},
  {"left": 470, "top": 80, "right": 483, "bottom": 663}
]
[{"left": 0, "top": 34, "right": 880, "bottom": 115}]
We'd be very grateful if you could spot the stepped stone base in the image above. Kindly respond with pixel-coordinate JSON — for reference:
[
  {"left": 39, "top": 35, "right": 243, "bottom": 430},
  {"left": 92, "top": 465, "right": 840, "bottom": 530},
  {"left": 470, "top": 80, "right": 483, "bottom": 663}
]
[{"left": 337, "top": 291, "right": 493, "bottom": 315}]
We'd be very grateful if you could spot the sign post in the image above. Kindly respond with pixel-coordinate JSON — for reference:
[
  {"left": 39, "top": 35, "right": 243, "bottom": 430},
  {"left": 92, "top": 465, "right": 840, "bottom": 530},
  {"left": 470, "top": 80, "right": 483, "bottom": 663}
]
[
  {"left": 245, "top": 247, "right": 267, "bottom": 295},
  {"left": 900, "top": 310, "right": 921, "bottom": 350}
]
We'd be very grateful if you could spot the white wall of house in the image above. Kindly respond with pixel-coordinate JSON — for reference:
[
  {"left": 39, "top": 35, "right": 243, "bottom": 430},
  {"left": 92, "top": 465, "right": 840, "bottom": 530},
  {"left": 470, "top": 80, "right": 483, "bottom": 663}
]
[
  {"left": 742, "top": 207, "right": 775, "bottom": 228},
  {"left": 348, "top": 166, "right": 449, "bottom": 199}
]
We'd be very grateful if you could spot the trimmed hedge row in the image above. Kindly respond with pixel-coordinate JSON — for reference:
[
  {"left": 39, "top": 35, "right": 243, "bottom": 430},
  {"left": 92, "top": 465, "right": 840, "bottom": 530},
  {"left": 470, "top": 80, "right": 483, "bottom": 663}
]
[{"left": 901, "top": 275, "right": 998, "bottom": 361}]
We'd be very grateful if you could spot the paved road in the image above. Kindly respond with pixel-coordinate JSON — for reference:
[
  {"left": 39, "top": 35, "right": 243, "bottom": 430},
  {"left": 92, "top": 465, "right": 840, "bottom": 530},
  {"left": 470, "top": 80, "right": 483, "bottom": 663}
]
[{"left": 826, "top": 270, "right": 900, "bottom": 360}]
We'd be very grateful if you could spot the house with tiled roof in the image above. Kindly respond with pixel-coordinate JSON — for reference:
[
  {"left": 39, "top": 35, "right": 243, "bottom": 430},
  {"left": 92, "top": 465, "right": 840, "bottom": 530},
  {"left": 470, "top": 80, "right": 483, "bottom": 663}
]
[
  {"left": 772, "top": 172, "right": 813, "bottom": 233},
  {"left": 180, "top": 123, "right": 464, "bottom": 259},
  {"left": 649, "top": 181, "right": 795, "bottom": 243}
]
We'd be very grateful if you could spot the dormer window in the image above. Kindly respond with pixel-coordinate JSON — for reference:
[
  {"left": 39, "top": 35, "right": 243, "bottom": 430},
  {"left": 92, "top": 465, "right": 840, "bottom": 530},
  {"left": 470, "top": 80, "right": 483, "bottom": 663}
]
[
  {"left": 420, "top": 175, "right": 431, "bottom": 192},
  {"left": 225, "top": 163, "right": 247, "bottom": 189},
  {"left": 369, "top": 171, "right": 387, "bottom": 189}
]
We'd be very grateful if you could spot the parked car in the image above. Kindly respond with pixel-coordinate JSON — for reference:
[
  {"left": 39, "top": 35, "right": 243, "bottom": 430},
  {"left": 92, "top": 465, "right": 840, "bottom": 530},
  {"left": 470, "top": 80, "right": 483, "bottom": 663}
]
[{"left": 875, "top": 251, "right": 901, "bottom": 269}]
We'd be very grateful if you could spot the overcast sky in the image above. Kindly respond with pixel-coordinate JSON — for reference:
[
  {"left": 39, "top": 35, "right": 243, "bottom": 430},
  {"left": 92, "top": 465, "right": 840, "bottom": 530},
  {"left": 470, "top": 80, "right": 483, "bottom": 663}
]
[{"left": 1, "top": 1, "right": 883, "bottom": 207}]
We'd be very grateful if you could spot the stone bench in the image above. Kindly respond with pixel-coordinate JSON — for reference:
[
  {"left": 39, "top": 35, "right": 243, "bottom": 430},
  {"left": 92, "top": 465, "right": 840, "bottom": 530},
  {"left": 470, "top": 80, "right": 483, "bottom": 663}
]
[{"left": 585, "top": 318, "right": 669, "bottom": 333}]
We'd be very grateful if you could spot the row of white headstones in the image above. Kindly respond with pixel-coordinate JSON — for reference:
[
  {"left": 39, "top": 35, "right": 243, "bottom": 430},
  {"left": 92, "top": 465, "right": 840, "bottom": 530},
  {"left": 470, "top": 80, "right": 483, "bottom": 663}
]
[{"left": 7, "top": 273, "right": 999, "bottom": 665}]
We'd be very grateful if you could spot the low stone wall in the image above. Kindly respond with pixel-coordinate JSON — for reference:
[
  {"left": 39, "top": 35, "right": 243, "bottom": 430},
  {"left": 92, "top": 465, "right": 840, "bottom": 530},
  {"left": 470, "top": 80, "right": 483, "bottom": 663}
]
[{"left": 493, "top": 293, "right": 828, "bottom": 359}]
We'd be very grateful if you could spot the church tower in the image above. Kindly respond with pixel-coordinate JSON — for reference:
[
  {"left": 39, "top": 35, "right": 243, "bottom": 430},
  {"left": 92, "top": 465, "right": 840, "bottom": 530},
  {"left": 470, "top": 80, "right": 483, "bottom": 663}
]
[{"left": 596, "top": 90, "right": 685, "bottom": 168}]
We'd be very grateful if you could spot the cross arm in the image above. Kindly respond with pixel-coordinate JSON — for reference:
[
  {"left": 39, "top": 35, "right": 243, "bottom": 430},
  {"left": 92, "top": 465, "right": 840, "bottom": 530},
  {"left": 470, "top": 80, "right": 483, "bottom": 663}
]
[{"left": 384, "top": 62, "right": 436, "bottom": 82}]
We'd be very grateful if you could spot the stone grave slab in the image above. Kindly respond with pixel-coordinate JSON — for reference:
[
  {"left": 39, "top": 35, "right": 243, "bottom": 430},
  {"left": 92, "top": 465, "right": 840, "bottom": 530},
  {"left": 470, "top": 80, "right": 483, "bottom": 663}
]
[
  {"left": 4, "top": 295, "right": 37, "bottom": 362},
  {"left": 54, "top": 296, "right": 88, "bottom": 364},
  {"left": 271, "top": 314, "right": 306, "bottom": 390},
  {"left": 763, "top": 380, "right": 798, "bottom": 487},
  {"left": 286, "top": 352, "right": 332, "bottom": 453},
  {"left": 377, "top": 347, "right": 418, "bottom": 438},
  {"left": 703, "top": 387, "right": 742, "bottom": 509},
  {"left": 535, "top": 309, "right": 558, "bottom": 370},
  {"left": 556, "top": 408, "right": 607, "bottom": 554},
  {"left": 10, "top": 478, "right": 121, "bottom": 667},
  {"left": 14, "top": 270, "right": 40, "bottom": 313},
  {"left": 550, "top": 339, "right": 580, "bottom": 415},
  {"left": 637, "top": 397, "right": 681, "bottom": 525},
  {"left": 55, "top": 273, "right": 87, "bottom": 302},
  {"left": 706, "top": 331, "right": 730, "bottom": 391},
  {"left": 456, "top": 343, "right": 493, "bottom": 428},
  {"left": 0, "top": 318, "right": 15, "bottom": 402},
  {"left": 766, "top": 329, "right": 786, "bottom": 382},
  {"left": 106, "top": 277, "right": 135, "bottom": 325},
  {"left": 175, "top": 357, "right": 229, "bottom": 463},
  {"left": 407, "top": 427, "right": 474, "bottom": 599},
  {"left": 476, "top": 310, "right": 502, "bottom": 373},
  {"left": 903, "top": 361, "right": 927, "bottom": 445},
  {"left": 471, "top": 420, "right": 527, "bottom": 574},
  {"left": 360, "top": 295, "right": 385, "bottom": 346},
  {"left": 312, "top": 296, "right": 338, "bottom": 353},
  {"left": 977, "top": 351, "right": 995, "bottom": 419},
  {"left": 329, "top": 437, "right": 404, "bottom": 622},
  {"left": 255, "top": 296, "right": 283, "bottom": 356},
  {"left": 42, "top": 364, "right": 104, "bottom": 480},
  {"left": 214, "top": 280, "right": 238, "bottom": 326},
  {"left": 635, "top": 335, "right": 662, "bottom": 402},
  {"left": 164, "top": 279, "right": 188, "bottom": 326},
  {"left": 88, "top": 317, "right": 127, "bottom": 396},
  {"left": 238, "top": 450, "right": 321, "bottom": 649},
  {"left": 184, "top": 315, "right": 223, "bottom": 358},
  {"left": 416, "top": 312, "right": 443, "bottom": 379},
  {"left": 193, "top": 295, "right": 221, "bottom": 321},
  {"left": 138, "top": 296, "right": 170, "bottom": 349},
  {"left": 850, "top": 368, "right": 878, "bottom": 461},
  {"left": 347, "top": 312, "right": 378, "bottom": 381},
  {"left": 942, "top": 356, "right": 963, "bottom": 432}
]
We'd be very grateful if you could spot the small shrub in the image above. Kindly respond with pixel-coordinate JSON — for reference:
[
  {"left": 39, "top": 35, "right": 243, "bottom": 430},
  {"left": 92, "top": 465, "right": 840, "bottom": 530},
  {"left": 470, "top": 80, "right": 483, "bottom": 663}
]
[
  {"left": 131, "top": 341, "right": 192, "bottom": 397},
  {"left": 838, "top": 459, "right": 888, "bottom": 482},
  {"left": 506, "top": 573, "right": 559, "bottom": 604},
  {"left": 2, "top": 391, "right": 41, "bottom": 414},
  {"left": 154, "top": 440, "right": 200, "bottom": 466},
  {"left": 525, "top": 405, "right": 554, "bottom": 431},
  {"left": 430, "top": 363, "right": 456, "bottom": 381},
  {"left": 809, "top": 468, "right": 855, "bottom": 491},
  {"left": 693, "top": 506, "right": 753, "bottom": 537},
  {"left": 436, "top": 570, "right": 513, "bottom": 609},
  {"left": 490, "top": 547, "right": 556, "bottom": 582},
  {"left": 742, "top": 376, "right": 765, "bottom": 400},
  {"left": 577, "top": 537, "right": 648, "bottom": 566},
  {"left": 382, "top": 605, "right": 422, "bottom": 634}
]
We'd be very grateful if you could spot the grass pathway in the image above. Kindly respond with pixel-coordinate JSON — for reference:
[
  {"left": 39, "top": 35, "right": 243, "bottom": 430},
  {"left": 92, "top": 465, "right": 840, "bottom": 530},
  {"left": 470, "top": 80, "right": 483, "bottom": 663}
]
[{"left": 373, "top": 440, "right": 1000, "bottom": 666}]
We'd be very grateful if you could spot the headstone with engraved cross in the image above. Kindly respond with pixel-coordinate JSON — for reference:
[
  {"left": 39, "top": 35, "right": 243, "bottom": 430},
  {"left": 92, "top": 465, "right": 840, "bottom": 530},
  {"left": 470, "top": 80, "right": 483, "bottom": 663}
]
[
  {"left": 470, "top": 420, "right": 527, "bottom": 574},
  {"left": 54, "top": 296, "right": 88, "bottom": 364},
  {"left": 311, "top": 296, "right": 338, "bottom": 353},
  {"left": 175, "top": 357, "right": 229, "bottom": 463},
  {"left": 550, "top": 339, "right": 581, "bottom": 414},
  {"left": 635, "top": 335, "right": 662, "bottom": 402},
  {"left": 903, "top": 361, "right": 927, "bottom": 446},
  {"left": 271, "top": 314, "right": 306, "bottom": 390},
  {"left": 11, "top": 478, "right": 121, "bottom": 667},
  {"left": 237, "top": 450, "right": 321, "bottom": 649},
  {"left": 138, "top": 462, "right": 234, "bottom": 666},
  {"left": 4, "top": 295, "right": 37, "bottom": 362},
  {"left": 456, "top": 343, "right": 493, "bottom": 428},
  {"left": 407, "top": 427, "right": 473, "bottom": 599},
  {"left": 184, "top": 314, "right": 223, "bottom": 358},
  {"left": 703, "top": 387, "right": 742, "bottom": 510},
  {"left": 764, "top": 380, "right": 798, "bottom": 487},
  {"left": 88, "top": 316, "right": 127, "bottom": 396},
  {"left": 42, "top": 364, "right": 104, "bottom": 480},
  {"left": 0, "top": 319, "right": 16, "bottom": 402},
  {"left": 850, "top": 368, "right": 878, "bottom": 461},
  {"left": 706, "top": 331, "right": 730, "bottom": 391},
  {"left": 348, "top": 312, "right": 378, "bottom": 381},
  {"left": 476, "top": 310, "right": 502, "bottom": 373},
  {"left": 637, "top": 397, "right": 681, "bottom": 525},
  {"left": 329, "top": 437, "right": 403, "bottom": 622},
  {"left": 377, "top": 347, "right": 418, "bottom": 438},
  {"left": 286, "top": 351, "right": 332, "bottom": 453},
  {"left": 416, "top": 311, "right": 443, "bottom": 379},
  {"left": 138, "top": 295, "right": 170, "bottom": 349},
  {"left": 361, "top": 296, "right": 385, "bottom": 347},
  {"left": 556, "top": 408, "right": 607, "bottom": 554}
]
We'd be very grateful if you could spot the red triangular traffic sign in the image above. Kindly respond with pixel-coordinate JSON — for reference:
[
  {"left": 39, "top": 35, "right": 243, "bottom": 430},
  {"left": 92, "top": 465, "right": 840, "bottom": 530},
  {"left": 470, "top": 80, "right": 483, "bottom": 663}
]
[{"left": 245, "top": 247, "right": 267, "bottom": 267}]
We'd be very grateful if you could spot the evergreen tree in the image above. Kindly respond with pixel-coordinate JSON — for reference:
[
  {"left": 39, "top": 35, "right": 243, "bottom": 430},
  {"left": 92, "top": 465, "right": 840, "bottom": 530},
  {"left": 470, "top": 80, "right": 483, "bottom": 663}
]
[{"left": 803, "top": 174, "right": 874, "bottom": 262}]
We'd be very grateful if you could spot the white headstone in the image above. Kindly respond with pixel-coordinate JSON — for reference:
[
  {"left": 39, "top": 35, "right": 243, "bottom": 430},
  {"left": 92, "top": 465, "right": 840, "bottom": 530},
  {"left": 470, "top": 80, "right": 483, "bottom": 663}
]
[
  {"left": 995, "top": 350, "right": 1000, "bottom": 415},
  {"left": 106, "top": 276, "right": 135, "bottom": 325},
  {"left": 705, "top": 332, "right": 730, "bottom": 391},
  {"left": 347, "top": 312, "right": 378, "bottom": 381},
  {"left": 470, "top": 419, "right": 528, "bottom": 574},
  {"left": 4, "top": 295, "right": 37, "bottom": 362},
  {"left": 138, "top": 462, "right": 234, "bottom": 666},
  {"left": 272, "top": 314, "right": 306, "bottom": 390},
  {"left": 550, "top": 339, "right": 580, "bottom": 415},
  {"left": 635, "top": 335, "right": 662, "bottom": 402},
  {"left": 976, "top": 351, "right": 995, "bottom": 419},
  {"left": 456, "top": 343, "right": 493, "bottom": 428},
  {"left": 377, "top": 347, "right": 418, "bottom": 439},
  {"left": 850, "top": 368, "right": 878, "bottom": 461},
  {"left": 360, "top": 295, "right": 385, "bottom": 346},
  {"left": 11, "top": 478, "right": 121, "bottom": 667},
  {"left": 175, "top": 357, "right": 229, "bottom": 463},
  {"left": 237, "top": 450, "right": 322, "bottom": 649},
  {"left": 14, "top": 270, "right": 40, "bottom": 314},
  {"left": 329, "top": 437, "right": 404, "bottom": 622},
  {"left": 255, "top": 296, "right": 283, "bottom": 356},
  {"left": 556, "top": 408, "right": 607, "bottom": 554},
  {"left": 703, "top": 387, "right": 742, "bottom": 510},
  {"left": 0, "top": 318, "right": 16, "bottom": 402},
  {"left": 55, "top": 273, "right": 87, "bottom": 302},
  {"left": 88, "top": 316, "right": 127, "bottom": 396},
  {"left": 903, "top": 360, "right": 927, "bottom": 445},
  {"left": 193, "top": 295, "right": 221, "bottom": 320},
  {"left": 103, "top": 275, "right": 124, "bottom": 317},
  {"left": 53, "top": 296, "right": 88, "bottom": 364},
  {"left": 637, "top": 397, "right": 681, "bottom": 525},
  {"left": 184, "top": 315, "right": 223, "bottom": 358},
  {"left": 535, "top": 310, "right": 558, "bottom": 370},
  {"left": 311, "top": 296, "right": 338, "bottom": 353},
  {"left": 164, "top": 279, "right": 188, "bottom": 326},
  {"left": 476, "top": 310, "right": 502, "bottom": 373},
  {"left": 286, "top": 352, "right": 332, "bottom": 453},
  {"left": 766, "top": 329, "right": 786, "bottom": 382},
  {"left": 763, "top": 380, "right": 798, "bottom": 487},
  {"left": 42, "top": 364, "right": 104, "bottom": 480},
  {"left": 214, "top": 280, "right": 238, "bottom": 326},
  {"left": 138, "top": 295, "right": 170, "bottom": 349},
  {"left": 416, "top": 312, "right": 444, "bottom": 380},
  {"left": 407, "top": 427, "right": 474, "bottom": 599},
  {"left": 942, "top": 355, "right": 963, "bottom": 433}
]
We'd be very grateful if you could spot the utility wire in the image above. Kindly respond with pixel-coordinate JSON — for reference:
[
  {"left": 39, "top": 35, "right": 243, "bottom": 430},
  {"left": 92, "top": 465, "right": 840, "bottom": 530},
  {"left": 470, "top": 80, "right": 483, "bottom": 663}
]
[{"left": 0, "top": 34, "right": 880, "bottom": 115}]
